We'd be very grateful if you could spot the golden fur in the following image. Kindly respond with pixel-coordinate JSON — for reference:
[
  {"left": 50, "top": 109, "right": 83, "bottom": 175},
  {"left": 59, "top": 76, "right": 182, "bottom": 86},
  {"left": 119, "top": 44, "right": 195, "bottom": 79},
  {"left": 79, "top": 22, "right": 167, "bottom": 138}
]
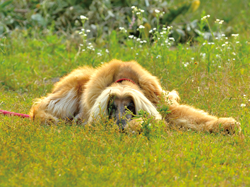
[{"left": 30, "top": 59, "right": 240, "bottom": 133}]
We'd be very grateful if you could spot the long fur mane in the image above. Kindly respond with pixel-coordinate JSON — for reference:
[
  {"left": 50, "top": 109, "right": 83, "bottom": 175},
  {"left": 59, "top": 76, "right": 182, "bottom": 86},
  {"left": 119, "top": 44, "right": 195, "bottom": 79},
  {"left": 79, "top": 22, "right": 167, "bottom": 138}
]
[
  {"left": 83, "top": 59, "right": 163, "bottom": 112},
  {"left": 88, "top": 84, "right": 162, "bottom": 123}
]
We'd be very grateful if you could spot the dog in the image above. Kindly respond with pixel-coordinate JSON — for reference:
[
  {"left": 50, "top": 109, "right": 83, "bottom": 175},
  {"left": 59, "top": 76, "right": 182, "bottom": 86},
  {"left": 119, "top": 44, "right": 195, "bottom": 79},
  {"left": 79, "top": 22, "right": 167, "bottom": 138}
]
[{"left": 30, "top": 59, "right": 240, "bottom": 133}]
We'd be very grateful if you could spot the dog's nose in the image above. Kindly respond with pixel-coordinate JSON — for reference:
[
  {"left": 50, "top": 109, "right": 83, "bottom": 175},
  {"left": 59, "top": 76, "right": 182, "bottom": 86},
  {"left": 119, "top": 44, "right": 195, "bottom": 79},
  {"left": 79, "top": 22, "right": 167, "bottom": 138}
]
[{"left": 116, "top": 119, "right": 127, "bottom": 130}]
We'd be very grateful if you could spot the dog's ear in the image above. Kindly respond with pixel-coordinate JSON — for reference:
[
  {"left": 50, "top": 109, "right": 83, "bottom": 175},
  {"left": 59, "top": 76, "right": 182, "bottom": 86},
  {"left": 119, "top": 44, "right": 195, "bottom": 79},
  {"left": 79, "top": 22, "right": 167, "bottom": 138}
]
[
  {"left": 84, "top": 60, "right": 123, "bottom": 110},
  {"left": 107, "top": 95, "right": 116, "bottom": 117},
  {"left": 138, "top": 75, "right": 162, "bottom": 105},
  {"left": 119, "top": 61, "right": 163, "bottom": 105}
]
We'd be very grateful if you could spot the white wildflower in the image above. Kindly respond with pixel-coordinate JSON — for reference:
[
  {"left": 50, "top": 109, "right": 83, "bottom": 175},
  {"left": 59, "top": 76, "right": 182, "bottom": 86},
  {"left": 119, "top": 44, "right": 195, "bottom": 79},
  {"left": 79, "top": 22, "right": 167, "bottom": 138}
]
[
  {"left": 119, "top": 27, "right": 127, "bottom": 33},
  {"left": 232, "top": 34, "right": 239, "bottom": 37},
  {"left": 241, "top": 103, "right": 246, "bottom": 107},
  {"left": 167, "top": 26, "right": 173, "bottom": 30},
  {"left": 183, "top": 62, "right": 189, "bottom": 67},
  {"left": 169, "top": 37, "right": 175, "bottom": 41},
  {"left": 155, "top": 9, "right": 160, "bottom": 13},
  {"left": 200, "top": 53, "right": 206, "bottom": 58},
  {"left": 139, "top": 25, "right": 145, "bottom": 29},
  {"left": 80, "top": 15, "right": 88, "bottom": 20},
  {"left": 201, "top": 15, "right": 209, "bottom": 20},
  {"left": 215, "top": 19, "right": 224, "bottom": 24}
]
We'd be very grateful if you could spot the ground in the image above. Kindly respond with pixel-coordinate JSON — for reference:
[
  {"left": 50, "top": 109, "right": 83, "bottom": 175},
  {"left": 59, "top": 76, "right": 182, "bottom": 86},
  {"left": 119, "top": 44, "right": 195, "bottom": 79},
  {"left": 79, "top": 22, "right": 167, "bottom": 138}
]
[{"left": 0, "top": 1, "right": 250, "bottom": 185}]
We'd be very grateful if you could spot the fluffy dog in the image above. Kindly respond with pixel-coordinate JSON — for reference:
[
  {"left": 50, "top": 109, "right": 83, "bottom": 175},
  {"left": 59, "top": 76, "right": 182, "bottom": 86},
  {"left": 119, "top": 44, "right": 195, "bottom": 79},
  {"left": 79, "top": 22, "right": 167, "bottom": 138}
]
[{"left": 30, "top": 59, "right": 240, "bottom": 133}]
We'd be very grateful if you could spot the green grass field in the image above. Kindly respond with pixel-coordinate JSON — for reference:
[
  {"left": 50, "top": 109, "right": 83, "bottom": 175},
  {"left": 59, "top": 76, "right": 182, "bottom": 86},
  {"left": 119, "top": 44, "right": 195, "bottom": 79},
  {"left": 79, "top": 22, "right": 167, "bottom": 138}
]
[{"left": 1, "top": 1, "right": 250, "bottom": 186}]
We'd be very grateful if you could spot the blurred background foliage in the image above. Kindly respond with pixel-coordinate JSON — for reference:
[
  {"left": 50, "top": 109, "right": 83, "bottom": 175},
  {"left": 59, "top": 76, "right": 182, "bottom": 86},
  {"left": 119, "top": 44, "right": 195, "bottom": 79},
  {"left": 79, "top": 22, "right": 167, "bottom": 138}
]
[{"left": 0, "top": 0, "right": 249, "bottom": 45}]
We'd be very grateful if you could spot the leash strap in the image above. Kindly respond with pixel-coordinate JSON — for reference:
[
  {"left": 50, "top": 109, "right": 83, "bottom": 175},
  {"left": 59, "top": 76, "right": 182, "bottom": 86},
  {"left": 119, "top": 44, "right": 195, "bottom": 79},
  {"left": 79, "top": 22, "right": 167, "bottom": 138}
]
[{"left": 0, "top": 109, "right": 30, "bottom": 118}]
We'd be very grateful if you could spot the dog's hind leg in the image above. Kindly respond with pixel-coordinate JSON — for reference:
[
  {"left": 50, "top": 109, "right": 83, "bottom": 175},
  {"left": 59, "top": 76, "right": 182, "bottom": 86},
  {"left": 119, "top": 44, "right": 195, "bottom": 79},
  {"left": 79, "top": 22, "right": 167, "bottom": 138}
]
[
  {"left": 30, "top": 67, "right": 95, "bottom": 124},
  {"left": 165, "top": 102, "right": 240, "bottom": 133},
  {"left": 30, "top": 86, "right": 82, "bottom": 124}
]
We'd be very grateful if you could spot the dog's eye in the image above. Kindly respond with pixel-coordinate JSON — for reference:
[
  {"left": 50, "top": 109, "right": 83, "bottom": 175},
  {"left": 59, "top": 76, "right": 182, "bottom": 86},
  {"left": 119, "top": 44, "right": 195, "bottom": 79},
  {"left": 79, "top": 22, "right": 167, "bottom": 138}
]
[
  {"left": 109, "top": 104, "right": 117, "bottom": 110},
  {"left": 126, "top": 102, "right": 134, "bottom": 111}
]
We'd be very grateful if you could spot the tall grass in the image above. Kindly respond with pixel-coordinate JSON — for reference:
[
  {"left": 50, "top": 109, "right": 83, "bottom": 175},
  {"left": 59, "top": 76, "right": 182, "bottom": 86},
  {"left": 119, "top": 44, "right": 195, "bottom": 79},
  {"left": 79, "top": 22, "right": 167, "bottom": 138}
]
[{"left": 1, "top": 5, "right": 250, "bottom": 187}]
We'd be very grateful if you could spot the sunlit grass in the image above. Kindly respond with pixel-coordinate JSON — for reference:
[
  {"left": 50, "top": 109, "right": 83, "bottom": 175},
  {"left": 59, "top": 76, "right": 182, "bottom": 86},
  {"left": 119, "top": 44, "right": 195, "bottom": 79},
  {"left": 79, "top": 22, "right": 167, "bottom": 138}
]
[{"left": 1, "top": 8, "right": 250, "bottom": 187}]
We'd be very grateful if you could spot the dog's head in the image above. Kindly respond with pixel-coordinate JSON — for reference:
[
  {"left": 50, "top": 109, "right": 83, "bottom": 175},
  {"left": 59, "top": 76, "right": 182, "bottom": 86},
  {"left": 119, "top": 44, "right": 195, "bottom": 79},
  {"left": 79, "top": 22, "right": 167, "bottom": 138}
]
[
  {"left": 108, "top": 95, "right": 136, "bottom": 129},
  {"left": 88, "top": 82, "right": 162, "bottom": 128}
]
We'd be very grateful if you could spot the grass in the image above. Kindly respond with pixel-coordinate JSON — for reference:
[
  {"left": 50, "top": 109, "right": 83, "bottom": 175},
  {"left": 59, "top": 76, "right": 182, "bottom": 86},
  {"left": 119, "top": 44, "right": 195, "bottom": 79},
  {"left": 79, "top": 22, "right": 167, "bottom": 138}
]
[{"left": 1, "top": 2, "right": 250, "bottom": 186}]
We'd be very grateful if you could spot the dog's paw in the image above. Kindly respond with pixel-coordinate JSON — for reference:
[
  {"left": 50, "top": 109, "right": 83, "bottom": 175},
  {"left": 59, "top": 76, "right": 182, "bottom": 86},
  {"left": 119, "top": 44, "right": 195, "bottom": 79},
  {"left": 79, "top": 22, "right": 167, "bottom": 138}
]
[
  {"left": 162, "top": 90, "right": 180, "bottom": 105},
  {"left": 217, "top": 117, "right": 241, "bottom": 134},
  {"left": 124, "top": 118, "right": 143, "bottom": 134},
  {"left": 44, "top": 116, "right": 59, "bottom": 125},
  {"left": 34, "top": 111, "right": 59, "bottom": 125},
  {"left": 73, "top": 113, "right": 87, "bottom": 125}
]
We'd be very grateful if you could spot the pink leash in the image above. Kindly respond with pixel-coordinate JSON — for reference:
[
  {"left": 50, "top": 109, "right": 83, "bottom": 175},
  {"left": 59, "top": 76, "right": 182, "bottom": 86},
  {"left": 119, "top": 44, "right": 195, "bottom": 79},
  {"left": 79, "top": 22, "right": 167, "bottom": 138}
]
[{"left": 0, "top": 109, "right": 30, "bottom": 118}]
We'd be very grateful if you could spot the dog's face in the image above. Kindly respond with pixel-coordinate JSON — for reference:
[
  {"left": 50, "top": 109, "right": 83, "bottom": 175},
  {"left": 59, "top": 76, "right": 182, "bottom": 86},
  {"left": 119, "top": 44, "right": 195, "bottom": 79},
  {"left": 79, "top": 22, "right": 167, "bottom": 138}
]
[{"left": 108, "top": 95, "right": 136, "bottom": 129}]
